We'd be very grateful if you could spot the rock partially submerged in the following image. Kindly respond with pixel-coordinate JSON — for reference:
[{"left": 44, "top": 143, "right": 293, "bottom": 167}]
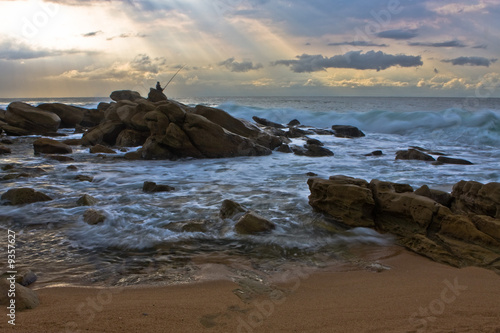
[
  {"left": 395, "top": 148, "right": 435, "bottom": 161},
  {"left": 142, "top": 181, "right": 175, "bottom": 193},
  {"left": 308, "top": 176, "right": 500, "bottom": 271},
  {"left": 1, "top": 188, "right": 52, "bottom": 205},
  {"left": 6, "top": 102, "right": 61, "bottom": 134},
  {"left": 331, "top": 125, "right": 365, "bottom": 138},
  {"left": 33, "top": 138, "right": 72, "bottom": 155},
  {"left": 219, "top": 199, "right": 276, "bottom": 235}
]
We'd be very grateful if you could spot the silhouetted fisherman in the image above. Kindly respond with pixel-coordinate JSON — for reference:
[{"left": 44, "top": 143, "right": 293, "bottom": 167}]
[{"left": 156, "top": 81, "right": 163, "bottom": 92}]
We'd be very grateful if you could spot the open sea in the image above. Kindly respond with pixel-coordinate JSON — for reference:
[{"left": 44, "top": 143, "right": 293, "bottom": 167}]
[{"left": 1, "top": 96, "right": 499, "bottom": 288}]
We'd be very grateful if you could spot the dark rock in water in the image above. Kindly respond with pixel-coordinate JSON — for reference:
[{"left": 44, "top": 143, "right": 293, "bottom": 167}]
[
  {"left": 395, "top": 148, "right": 435, "bottom": 161},
  {"left": 46, "top": 155, "right": 75, "bottom": 162},
  {"left": 124, "top": 150, "right": 142, "bottom": 160},
  {"left": 83, "top": 209, "right": 106, "bottom": 225},
  {"left": 89, "top": 144, "right": 116, "bottom": 154},
  {"left": 67, "top": 165, "right": 78, "bottom": 171},
  {"left": 252, "top": 116, "right": 285, "bottom": 129},
  {"left": 33, "top": 138, "right": 72, "bottom": 155},
  {"left": 220, "top": 199, "right": 247, "bottom": 220},
  {"left": 0, "top": 145, "right": 11, "bottom": 154},
  {"left": 235, "top": 211, "right": 275, "bottom": 235},
  {"left": 1, "top": 188, "right": 52, "bottom": 205},
  {"left": 311, "top": 128, "right": 334, "bottom": 135},
  {"left": 306, "top": 138, "right": 323, "bottom": 146},
  {"left": 292, "top": 144, "right": 334, "bottom": 157},
  {"left": 2, "top": 164, "right": 15, "bottom": 171},
  {"left": 77, "top": 194, "right": 98, "bottom": 206},
  {"left": 286, "top": 127, "right": 314, "bottom": 138},
  {"left": 75, "top": 175, "right": 93, "bottom": 182},
  {"left": 306, "top": 172, "right": 318, "bottom": 177},
  {"left": 365, "top": 150, "right": 383, "bottom": 156},
  {"left": 6, "top": 102, "right": 61, "bottom": 134},
  {"left": 164, "top": 220, "right": 209, "bottom": 233},
  {"left": 276, "top": 144, "right": 293, "bottom": 153},
  {"left": 142, "top": 181, "right": 175, "bottom": 193},
  {"left": 436, "top": 156, "right": 473, "bottom": 165},
  {"left": 110, "top": 90, "right": 143, "bottom": 102},
  {"left": 37, "top": 103, "right": 86, "bottom": 128},
  {"left": 415, "top": 185, "right": 452, "bottom": 207},
  {"left": 147, "top": 88, "right": 168, "bottom": 102},
  {"left": 15, "top": 269, "right": 37, "bottom": 287},
  {"left": 1, "top": 139, "right": 13, "bottom": 144},
  {"left": 0, "top": 279, "right": 39, "bottom": 311},
  {"left": 287, "top": 119, "right": 300, "bottom": 127},
  {"left": 331, "top": 125, "right": 365, "bottom": 138}
]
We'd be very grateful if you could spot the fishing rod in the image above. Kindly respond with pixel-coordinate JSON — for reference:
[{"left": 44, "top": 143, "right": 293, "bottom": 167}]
[{"left": 162, "top": 64, "right": 186, "bottom": 92}]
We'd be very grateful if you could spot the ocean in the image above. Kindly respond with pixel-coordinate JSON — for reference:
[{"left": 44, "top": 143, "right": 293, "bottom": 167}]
[{"left": 1, "top": 96, "right": 499, "bottom": 287}]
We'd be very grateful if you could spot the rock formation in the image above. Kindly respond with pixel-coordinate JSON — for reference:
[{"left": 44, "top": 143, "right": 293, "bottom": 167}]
[{"left": 308, "top": 175, "right": 500, "bottom": 272}]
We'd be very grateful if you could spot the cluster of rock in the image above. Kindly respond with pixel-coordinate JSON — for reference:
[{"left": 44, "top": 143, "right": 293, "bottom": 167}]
[
  {"left": 308, "top": 175, "right": 500, "bottom": 272},
  {"left": 1, "top": 89, "right": 374, "bottom": 160}
]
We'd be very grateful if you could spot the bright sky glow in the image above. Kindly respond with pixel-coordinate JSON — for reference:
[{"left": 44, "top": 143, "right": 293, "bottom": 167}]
[{"left": 0, "top": 0, "right": 499, "bottom": 98}]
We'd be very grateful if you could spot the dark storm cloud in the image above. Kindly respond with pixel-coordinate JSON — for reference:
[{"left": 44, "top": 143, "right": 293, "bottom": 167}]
[
  {"left": 82, "top": 30, "right": 103, "bottom": 37},
  {"left": 328, "top": 41, "right": 388, "bottom": 47},
  {"left": 441, "top": 56, "right": 497, "bottom": 67},
  {"left": 376, "top": 29, "right": 418, "bottom": 40},
  {"left": 218, "top": 57, "right": 263, "bottom": 72},
  {"left": 0, "top": 39, "right": 89, "bottom": 60},
  {"left": 408, "top": 40, "right": 467, "bottom": 47},
  {"left": 272, "top": 51, "right": 423, "bottom": 73}
]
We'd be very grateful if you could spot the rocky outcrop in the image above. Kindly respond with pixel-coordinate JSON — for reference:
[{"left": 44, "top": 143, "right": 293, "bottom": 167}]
[
  {"left": 308, "top": 176, "right": 500, "bottom": 272},
  {"left": 331, "top": 125, "right": 365, "bottom": 138},
  {"left": 110, "top": 90, "right": 142, "bottom": 102},
  {"left": 37, "top": 103, "right": 86, "bottom": 128},
  {"left": 436, "top": 156, "right": 474, "bottom": 165},
  {"left": 451, "top": 180, "right": 500, "bottom": 218},
  {"left": 291, "top": 144, "right": 334, "bottom": 157},
  {"left": 6, "top": 102, "right": 61, "bottom": 134},
  {"left": 395, "top": 148, "right": 435, "bottom": 161},
  {"left": 33, "top": 138, "right": 72, "bottom": 154},
  {"left": 252, "top": 116, "right": 285, "bottom": 129},
  {"left": 1, "top": 188, "right": 52, "bottom": 205},
  {"left": 147, "top": 88, "right": 168, "bottom": 102}
]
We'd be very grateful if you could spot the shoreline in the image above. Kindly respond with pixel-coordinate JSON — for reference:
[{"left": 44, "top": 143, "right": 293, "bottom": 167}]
[{"left": 7, "top": 246, "right": 500, "bottom": 333}]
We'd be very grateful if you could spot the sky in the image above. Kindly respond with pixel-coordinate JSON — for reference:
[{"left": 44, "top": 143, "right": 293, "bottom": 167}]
[{"left": 0, "top": 0, "right": 499, "bottom": 98}]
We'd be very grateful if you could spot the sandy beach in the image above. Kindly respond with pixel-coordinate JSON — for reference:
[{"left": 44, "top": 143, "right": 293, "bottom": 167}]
[{"left": 3, "top": 247, "right": 498, "bottom": 333}]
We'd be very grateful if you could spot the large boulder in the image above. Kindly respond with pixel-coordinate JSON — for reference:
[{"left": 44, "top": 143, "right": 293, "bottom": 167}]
[
  {"left": 0, "top": 121, "right": 31, "bottom": 136},
  {"left": 33, "top": 138, "right": 72, "bottom": 154},
  {"left": 110, "top": 90, "right": 143, "bottom": 102},
  {"left": 395, "top": 148, "right": 435, "bottom": 161},
  {"left": 308, "top": 176, "right": 375, "bottom": 227},
  {"left": 194, "top": 105, "right": 259, "bottom": 138},
  {"left": 331, "top": 125, "right": 365, "bottom": 138},
  {"left": 6, "top": 102, "right": 61, "bottom": 134},
  {"left": 451, "top": 180, "right": 500, "bottom": 218},
  {"left": 81, "top": 121, "right": 125, "bottom": 146},
  {"left": 1, "top": 188, "right": 52, "bottom": 205},
  {"left": 116, "top": 129, "right": 149, "bottom": 147},
  {"left": 147, "top": 88, "right": 168, "bottom": 102},
  {"left": 235, "top": 211, "right": 275, "bottom": 234},
  {"left": 37, "top": 103, "right": 86, "bottom": 128},
  {"left": 160, "top": 122, "right": 203, "bottom": 158},
  {"left": 81, "top": 108, "right": 105, "bottom": 127},
  {"left": 182, "top": 113, "right": 271, "bottom": 158}
]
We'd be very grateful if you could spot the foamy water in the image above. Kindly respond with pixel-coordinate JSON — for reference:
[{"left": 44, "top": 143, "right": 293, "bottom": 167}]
[{"left": 1, "top": 96, "right": 499, "bottom": 287}]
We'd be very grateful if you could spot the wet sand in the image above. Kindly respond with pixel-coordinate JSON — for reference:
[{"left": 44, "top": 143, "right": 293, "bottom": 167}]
[{"left": 5, "top": 247, "right": 500, "bottom": 333}]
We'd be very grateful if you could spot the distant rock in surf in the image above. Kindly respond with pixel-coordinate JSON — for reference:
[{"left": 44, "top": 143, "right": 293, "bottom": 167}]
[
  {"left": 33, "top": 138, "right": 72, "bottom": 155},
  {"left": 395, "top": 148, "right": 435, "bottom": 161},
  {"left": 435, "top": 156, "right": 474, "bottom": 165},
  {"left": 331, "top": 125, "right": 365, "bottom": 138}
]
